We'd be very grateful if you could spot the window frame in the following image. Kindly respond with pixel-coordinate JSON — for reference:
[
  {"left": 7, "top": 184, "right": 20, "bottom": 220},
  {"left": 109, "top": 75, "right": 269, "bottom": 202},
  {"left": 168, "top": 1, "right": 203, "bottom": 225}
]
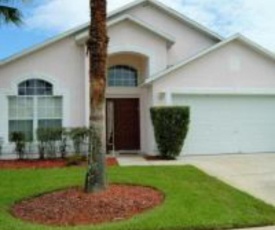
[
  {"left": 18, "top": 79, "right": 53, "bottom": 96},
  {"left": 108, "top": 65, "right": 138, "bottom": 87},
  {"left": 8, "top": 79, "right": 63, "bottom": 142}
]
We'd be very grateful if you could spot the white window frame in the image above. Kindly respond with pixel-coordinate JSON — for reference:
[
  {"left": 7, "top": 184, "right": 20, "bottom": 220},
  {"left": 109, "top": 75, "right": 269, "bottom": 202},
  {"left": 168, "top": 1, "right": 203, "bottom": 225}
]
[
  {"left": 108, "top": 65, "right": 138, "bottom": 87},
  {"left": 8, "top": 78, "right": 63, "bottom": 142}
]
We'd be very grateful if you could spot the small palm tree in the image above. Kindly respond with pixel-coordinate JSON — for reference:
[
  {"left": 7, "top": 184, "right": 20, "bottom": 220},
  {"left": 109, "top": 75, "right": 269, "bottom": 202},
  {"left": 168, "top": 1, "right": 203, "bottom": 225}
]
[
  {"left": 0, "top": 0, "right": 24, "bottom": 25},
  {"left": 85, "top": 0, "right": 109, "bottom": 193}
]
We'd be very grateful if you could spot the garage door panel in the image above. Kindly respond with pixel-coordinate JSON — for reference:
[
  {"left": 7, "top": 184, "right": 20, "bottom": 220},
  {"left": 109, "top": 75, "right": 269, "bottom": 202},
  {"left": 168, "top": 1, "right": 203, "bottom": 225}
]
[
  {"left": 174, "top": 95, "right": 275, "bottom": 155},
  {"left": 187, "top": 123, "right": 238, "bottom": 154}
]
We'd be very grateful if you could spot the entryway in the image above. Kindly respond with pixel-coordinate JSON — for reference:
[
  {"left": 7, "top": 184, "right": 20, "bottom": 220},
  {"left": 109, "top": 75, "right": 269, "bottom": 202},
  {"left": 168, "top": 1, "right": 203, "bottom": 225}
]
[{"left": 106, "top": 98, "right": 140, "bottom": 153}]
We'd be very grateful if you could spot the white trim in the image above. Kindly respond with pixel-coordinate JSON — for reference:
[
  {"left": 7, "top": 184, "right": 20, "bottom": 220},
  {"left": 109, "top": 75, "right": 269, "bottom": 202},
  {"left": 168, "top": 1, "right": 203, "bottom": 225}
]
[
  {"left": 0, "top": 0, "right": 222, "bottom": 67},
  {"left": 148, "top": 0, "right": 223, "bottom": 40},
  {"left": 107, "top": 0, "right": 223, "bottom": 41},
  {"left": 9, "top": 73, "right": 60, "bottom": 95},
  {"left": 108, "top": 45, "right": 157, "bottom": 75},
  {"left": 105, "top": 95, "right": 143, "bottom": 153},
  {"left": 160, "top": 88, "right": 275, "bottom": 96},
  {"left": 106, "top": 87, "right": 141, "bottom": 97},
  {"left": 144, "top": 34, "right": 275, "bottom": 85},
  {"left": 84, "top": 49, "right": 90, "bottom": 127},
  {"left": 165, "top": 90, "right": 172, "bottom": 105},
  {"left": 0, "top": 24, "right": 89, "bottom": 66},
  {"left": 75, "top": 14, "right": 175, "bottom": 47},
  {"left": 1, "top": 73, "right": 71, "bottom": 143}
]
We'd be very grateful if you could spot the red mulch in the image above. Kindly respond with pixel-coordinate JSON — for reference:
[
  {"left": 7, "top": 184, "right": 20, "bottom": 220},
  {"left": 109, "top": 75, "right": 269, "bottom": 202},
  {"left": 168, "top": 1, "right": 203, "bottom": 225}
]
[
  {"left": 12, "top": 184, "right": 164, "bottom": 226},
  {"left": 0, "top": 157, "right": 118, "bottom": 169}
]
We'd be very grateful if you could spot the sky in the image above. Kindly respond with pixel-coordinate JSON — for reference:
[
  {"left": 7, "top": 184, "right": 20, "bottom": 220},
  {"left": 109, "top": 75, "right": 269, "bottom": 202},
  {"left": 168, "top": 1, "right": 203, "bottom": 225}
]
[{"left": 1, "top": 0, "right": 275, "bottom": 60}]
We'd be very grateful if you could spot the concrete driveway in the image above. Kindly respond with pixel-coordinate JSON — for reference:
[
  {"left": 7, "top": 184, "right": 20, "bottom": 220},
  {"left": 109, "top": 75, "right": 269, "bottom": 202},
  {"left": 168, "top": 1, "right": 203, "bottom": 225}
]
[
  {"left": 118, "top": 153, "right": 275, "bottom": 206},
  {"left": 118, "top": 153, "right": 275, "bottom": 230},
  {"left": 184, "top": 153, "right": 275, "bottom": 206}
]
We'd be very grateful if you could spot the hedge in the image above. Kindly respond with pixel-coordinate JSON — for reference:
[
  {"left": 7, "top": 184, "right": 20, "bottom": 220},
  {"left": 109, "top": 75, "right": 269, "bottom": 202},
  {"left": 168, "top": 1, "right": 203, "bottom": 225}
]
[{"left": 150, "top": 106, "right": 190, "bottom": 159}]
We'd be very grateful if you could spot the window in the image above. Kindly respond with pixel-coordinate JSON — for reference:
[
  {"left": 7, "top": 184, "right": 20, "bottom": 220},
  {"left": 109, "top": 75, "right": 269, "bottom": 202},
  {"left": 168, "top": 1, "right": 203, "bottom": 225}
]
[
  {"left": 8, "top": 79, "right": 62, "bottom": 141},
  {"left": 108, "top": 65, "right": 138, "bottom": 87},
  {"left": 18, "top": 79, "right": 53, "bottom": 96}
]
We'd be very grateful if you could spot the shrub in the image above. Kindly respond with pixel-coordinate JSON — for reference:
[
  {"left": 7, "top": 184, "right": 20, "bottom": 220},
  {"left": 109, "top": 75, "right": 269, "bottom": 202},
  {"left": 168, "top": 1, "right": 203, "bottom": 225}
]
[
  {"left": 150, "top": 106, "right": 190, "bottom": 159},
  {"left": 10, "top": 132, "right": 26, "bottom": 159},
  {"left": 70, "top": 127, "right": 91, "bottom": 156},
  {"left": 37, "top": 127, "right": 63, "bottom": 159},
  {"left": 59, "top": 129, "right": 69, "bottom": 159}
]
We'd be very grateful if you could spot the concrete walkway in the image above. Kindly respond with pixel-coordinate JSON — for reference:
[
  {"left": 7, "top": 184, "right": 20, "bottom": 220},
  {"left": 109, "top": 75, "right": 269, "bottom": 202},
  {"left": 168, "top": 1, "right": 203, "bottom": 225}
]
[{"left": 117, "top": 153, "right": 275, "bottom": 230}]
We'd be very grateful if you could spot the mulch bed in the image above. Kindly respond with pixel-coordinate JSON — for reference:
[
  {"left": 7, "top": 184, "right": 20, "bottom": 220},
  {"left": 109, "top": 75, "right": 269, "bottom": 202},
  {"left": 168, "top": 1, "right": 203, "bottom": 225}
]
[
  {"left": 0, "top": 157, "right": 118, "bottom": 169},
  {"left": 12, "top": 184, "right": 164, "bottom": 226}
]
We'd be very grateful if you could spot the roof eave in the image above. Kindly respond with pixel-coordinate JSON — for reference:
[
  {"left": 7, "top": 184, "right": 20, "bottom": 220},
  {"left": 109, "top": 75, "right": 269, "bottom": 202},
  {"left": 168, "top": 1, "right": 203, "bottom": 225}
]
[
  {"left": 0, "top": 0, "right": 223, "bottom": 67},
  {"left": 144, "top": 34, "right": 275, "bottom": 86},
  {"left": 75, "top": 14, "right": 176, "bottom": 47}
]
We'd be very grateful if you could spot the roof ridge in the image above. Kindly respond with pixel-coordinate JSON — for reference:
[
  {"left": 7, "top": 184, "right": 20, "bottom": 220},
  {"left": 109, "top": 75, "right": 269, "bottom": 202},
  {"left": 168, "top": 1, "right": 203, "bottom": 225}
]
[{"left": 1, "top": 0, "right": 223, "bottom": 66}]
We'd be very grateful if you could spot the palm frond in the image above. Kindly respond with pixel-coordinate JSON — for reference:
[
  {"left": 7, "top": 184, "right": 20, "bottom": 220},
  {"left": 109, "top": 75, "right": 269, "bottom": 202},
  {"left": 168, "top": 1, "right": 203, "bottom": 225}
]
[{"left": 0, "top": 5, "right": 22, "bottom": 25}]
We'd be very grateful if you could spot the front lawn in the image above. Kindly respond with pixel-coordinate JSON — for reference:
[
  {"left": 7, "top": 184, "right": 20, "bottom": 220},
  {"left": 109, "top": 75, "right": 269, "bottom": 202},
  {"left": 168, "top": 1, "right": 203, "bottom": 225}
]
[{"left": 1, "top": 166, "right": 275, "bottom": 230}]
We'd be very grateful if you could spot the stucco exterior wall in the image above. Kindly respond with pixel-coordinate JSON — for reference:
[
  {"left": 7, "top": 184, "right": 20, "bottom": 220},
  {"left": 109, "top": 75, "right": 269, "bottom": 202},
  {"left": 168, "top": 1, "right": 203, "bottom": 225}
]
[
  {"left": 108, "top": 53, "right": 148, "bottom": 82},
  {"left": 108, "top": 20, "right": 168, "bottom": 75},
  {"left": 105, "top": 86, "right": 153, "bottom": 154},
  {"left": 0, "top": 36, "right": 86, "bottom": 144},
  {"left": 106, "top": 53, "right": 153, "bottom": 153},
  {"left": 126, "top": 4, "right": 218, "bottom": 65},
  {"left": 153, "top": 40, "right": 275, "bottom": 92},
  {"left": 148, "top": 40, "right": 275, "bottom": 155}
]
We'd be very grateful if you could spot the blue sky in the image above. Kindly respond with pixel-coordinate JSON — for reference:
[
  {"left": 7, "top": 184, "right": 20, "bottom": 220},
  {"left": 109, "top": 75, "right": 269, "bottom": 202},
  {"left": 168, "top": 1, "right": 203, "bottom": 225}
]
[{"left": 1, "top": 0, "right": 275, "bottom": 60}]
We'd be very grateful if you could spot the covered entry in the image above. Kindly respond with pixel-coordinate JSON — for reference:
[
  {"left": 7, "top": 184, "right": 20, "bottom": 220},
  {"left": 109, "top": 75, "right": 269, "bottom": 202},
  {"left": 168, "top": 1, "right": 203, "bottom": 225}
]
[{"left": 106, "top": 98, "right": 140, "bottom": 152}]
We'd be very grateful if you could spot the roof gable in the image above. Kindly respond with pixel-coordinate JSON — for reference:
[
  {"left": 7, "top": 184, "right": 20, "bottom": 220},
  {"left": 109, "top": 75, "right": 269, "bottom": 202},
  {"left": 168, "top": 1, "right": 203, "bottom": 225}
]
[
  {"left": 108, "top": 0, "right": 223, "bottom": 41},
  {"left": 144, "top": 34, "right": 275, "bottom": 85},
  {"left": 0, "top": 0, "right": 222, "bottom": 66},
  {"left": 75, "top": 14, "right": 176, "bottom": 47}
]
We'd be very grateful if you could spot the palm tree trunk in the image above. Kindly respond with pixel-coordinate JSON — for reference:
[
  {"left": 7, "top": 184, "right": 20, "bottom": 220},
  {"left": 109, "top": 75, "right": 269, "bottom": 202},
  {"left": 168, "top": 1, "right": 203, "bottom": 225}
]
[{"left": 85, "top": 0, "right": 109, "bottom": 193}]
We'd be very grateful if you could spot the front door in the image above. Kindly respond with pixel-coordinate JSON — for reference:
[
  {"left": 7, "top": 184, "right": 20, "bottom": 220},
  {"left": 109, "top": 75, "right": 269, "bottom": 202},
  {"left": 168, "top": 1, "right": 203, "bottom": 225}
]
[{"left": 106, "top": 99, "right": 140, "bottom": 152}]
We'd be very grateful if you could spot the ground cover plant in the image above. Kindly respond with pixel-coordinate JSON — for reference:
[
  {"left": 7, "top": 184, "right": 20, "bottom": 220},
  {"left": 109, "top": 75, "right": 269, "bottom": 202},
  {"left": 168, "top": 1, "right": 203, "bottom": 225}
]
[{"left": 1, "top": 166, "right": 275, "bottom": 230}]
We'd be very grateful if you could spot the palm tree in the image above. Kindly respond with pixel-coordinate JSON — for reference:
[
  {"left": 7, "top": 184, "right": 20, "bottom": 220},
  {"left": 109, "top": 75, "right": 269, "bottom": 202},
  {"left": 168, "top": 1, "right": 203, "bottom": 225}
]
[
  {"left": 85, "top": 0, "right": 109, "bottom": 193},
  {"left": 0, "top": 0, "right": 24, "bottom": 26}
]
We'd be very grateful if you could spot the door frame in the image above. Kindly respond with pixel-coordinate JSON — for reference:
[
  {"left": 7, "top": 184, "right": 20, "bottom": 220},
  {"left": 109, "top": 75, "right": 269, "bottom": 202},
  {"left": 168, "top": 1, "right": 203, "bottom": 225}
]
[{"left": 106, "top": 98, "right": 141, "bottom": 153}]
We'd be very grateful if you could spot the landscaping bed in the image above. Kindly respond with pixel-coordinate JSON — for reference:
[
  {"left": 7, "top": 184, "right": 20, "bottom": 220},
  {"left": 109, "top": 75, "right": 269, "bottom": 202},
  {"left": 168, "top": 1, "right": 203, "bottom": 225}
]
[
  {"left": 1, "top": 166, "right": 275, "bottom": 230},
  {"left": 0, "top": 157, "right": 118, "bottom": 169},
  {"left": 12, "top": 185, "right": 164, "bottom": 226}
]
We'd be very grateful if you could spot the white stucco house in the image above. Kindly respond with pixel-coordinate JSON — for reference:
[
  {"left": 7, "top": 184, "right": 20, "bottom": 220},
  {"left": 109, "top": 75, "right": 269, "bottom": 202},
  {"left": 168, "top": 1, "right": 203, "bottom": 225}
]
[{"left": 1, "top": 0, "right": 275, "bottom": 156}]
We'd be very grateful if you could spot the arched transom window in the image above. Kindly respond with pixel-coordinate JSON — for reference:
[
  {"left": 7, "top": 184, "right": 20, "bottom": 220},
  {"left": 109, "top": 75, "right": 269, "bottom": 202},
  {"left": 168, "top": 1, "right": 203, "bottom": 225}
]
[
  {"left": 18, "top": 79, "right": 53, "bottom": 96},
  {"left": 108, "top": 65, "right": 138, "bottom": 87},
  {"left": 9, "top": 79, "right": 62, "bottom": 141}
]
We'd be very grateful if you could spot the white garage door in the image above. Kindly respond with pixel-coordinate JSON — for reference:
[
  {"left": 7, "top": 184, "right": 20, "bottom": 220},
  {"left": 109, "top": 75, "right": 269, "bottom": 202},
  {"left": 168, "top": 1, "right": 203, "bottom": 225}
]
[{"left": 173, "top": 94, "right": 275, "bottom": 155}]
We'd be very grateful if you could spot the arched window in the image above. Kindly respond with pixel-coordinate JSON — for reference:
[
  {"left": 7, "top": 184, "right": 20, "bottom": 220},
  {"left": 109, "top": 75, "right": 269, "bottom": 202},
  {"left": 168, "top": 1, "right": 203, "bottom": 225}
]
[
  {"left": 8, "top": 79, "right": 62, "bottom": 141},
  {"left": 108, "top": 65, "right": 138, "bottom": 87},
  {"left": 18, "top": 79, "right": 53, "bottom": 96}
]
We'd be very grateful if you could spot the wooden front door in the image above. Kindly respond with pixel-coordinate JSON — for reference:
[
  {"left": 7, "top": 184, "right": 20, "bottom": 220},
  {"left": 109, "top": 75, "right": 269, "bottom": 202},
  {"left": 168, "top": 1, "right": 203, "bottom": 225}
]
[{"left": 106, "top": 99, "right": 140, "bottom": 151}]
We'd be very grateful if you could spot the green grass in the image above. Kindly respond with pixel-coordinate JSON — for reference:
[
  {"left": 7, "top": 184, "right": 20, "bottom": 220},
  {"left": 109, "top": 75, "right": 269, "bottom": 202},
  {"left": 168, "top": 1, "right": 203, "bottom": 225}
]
[{"left": 1, "top": 166, "right": 275, "bottom": 230}]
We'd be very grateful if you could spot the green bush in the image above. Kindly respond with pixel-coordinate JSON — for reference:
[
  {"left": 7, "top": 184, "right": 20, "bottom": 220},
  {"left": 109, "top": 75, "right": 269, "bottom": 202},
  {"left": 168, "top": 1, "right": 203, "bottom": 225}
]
[
  {"left": 150, "top": 106, "right": 190, "bottom": 159},
  {"left": 37, "top": 127, "right": 63, "bottom": 159},
  {"left": 70, "top": 127, "right": 91, "bottom": 155},
  {"left": 10, "top": 132, "right": 26, "bottom": 159},
  {"left": 59, "top": 129, "right": 69, "bottom": 159}
]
